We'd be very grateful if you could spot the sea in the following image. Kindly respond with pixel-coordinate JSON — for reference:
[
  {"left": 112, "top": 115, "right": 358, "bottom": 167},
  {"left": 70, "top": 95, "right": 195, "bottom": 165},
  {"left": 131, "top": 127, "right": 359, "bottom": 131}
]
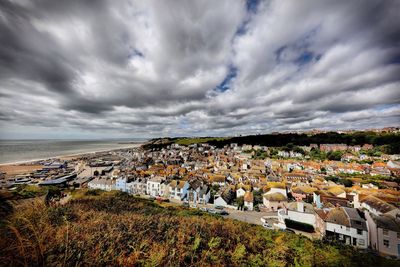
[{"left": 0, "top": 139, "right": 147, "bottom": 164}]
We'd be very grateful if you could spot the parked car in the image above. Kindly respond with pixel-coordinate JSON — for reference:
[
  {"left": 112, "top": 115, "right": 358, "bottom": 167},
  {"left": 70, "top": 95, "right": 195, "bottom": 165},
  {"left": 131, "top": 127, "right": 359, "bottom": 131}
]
[
  {"left": 260, "top": 216, "right": 268, "bottom": 224},
  {"left": 200, "top": 207, "right": 208, "bottom": 212},
  {"left": 182, "top": 202, "right": 189, "bottom": 207},
  {"left": 208, "top": 209, "right": 216, "bottom": 214},
  {"left": 156, "top": 196, "right": 169, "bottom": 202},
  {"left": 218, "top": 210, "right": 229, "bottom": 216},
  {"left": 215, "top": 205, "right": 224, "bottom": 210},
  {"left": 262, "top": 222, "right": 273, "bottom": 229}
]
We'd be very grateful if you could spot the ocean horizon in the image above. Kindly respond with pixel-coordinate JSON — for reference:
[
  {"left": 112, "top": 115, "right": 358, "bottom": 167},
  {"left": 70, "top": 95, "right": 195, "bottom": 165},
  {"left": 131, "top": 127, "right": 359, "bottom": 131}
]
[{"left": 0, "top": 139, "right": 147, "bottom": 164}]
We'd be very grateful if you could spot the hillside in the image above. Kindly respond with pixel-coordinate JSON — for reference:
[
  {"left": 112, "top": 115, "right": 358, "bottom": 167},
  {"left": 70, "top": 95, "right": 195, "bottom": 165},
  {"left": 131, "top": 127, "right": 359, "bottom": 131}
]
[
  {"left": 0, "top": 190, "right": 396, "bottom": 266},
  {"left": 144, "top": 131, "right": 400, "bottom": 154}
]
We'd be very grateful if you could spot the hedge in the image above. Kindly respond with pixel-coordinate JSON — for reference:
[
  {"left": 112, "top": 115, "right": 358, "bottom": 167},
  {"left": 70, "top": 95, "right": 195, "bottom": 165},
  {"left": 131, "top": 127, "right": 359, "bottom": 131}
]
[{"left": 284, "top": 218, "right": 315, "bottom": 233}]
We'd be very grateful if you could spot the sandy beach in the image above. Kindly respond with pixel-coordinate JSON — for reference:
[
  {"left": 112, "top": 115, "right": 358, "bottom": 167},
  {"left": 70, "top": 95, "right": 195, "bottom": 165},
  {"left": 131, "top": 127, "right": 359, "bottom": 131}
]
[
  {"left": 0, "top": 143, "right": 143, "bottom": 176},
  {"left": 0, "top": 164, "right": 44, "bottom": 176}
]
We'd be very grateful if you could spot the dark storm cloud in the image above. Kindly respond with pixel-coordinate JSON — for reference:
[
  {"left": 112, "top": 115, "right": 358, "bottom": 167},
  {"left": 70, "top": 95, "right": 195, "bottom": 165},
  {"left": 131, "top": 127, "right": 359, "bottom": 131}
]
[
  {"left": 0, "top": 1, "right": 75, "bottom": 94},
  {"left": 0, "top": 0, "right": 399, "bottom": 139}
]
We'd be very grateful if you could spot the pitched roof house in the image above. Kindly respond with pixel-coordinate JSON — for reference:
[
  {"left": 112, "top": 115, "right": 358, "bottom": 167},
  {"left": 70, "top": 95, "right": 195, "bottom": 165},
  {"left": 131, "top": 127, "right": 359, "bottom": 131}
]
[
  {"left": 262, "top": 192, "right": 288, "bottom": 212},
  {"left": 365, "top": 212, "right": 400, "bottom": 258},
  {"left": 360, "top": 195, "right": 397, "bottom": 216},
  {"left": 316, "top": 207, "right": 368, "bottom": 249},
  {"left": 244, "top": 191, "right": 254, "bottom": 211}
]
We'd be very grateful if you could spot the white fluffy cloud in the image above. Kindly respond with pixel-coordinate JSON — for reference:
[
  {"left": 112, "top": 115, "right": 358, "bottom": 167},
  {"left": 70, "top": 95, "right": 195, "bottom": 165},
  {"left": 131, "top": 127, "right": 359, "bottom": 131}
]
[{"left": 0, "top": 0, "right": 399, "bottom": 139}]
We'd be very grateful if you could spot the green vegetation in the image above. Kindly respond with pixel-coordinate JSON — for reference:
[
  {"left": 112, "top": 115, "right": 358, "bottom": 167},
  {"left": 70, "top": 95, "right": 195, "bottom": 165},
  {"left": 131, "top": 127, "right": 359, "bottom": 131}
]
[
  {"left": 325, "top": 176, "right": 354, "bottom": 187},
  {"left": 253, "top": 149, "right": 268, "bottom": 159},
  {"left": 236, "top": 196, "right": 244, "bottom": 210},
  {"left": 253, "top": 190, "right": 263, "bottom": 206},
  {"left": 11, "top": 184, "right": 48, "bottom": 199},
  {"left": 243, "top": 149, "right": 269, "bottom": 159},
  {"left": 0, "top": 190, "right": 397, "bottom": 266},
  {"left": 146, "top": 132, "right": 400, "bottom": 154},
  {"left": 281, "top": 143, "right": 305, "bottom": 155},
  {"left": 361, "top": 148, "right": 382, "bottom": 157},
  {"left": 284, "top": 219, "right": 315, "bottom": 233},
  {"left": 326, "top": 151, "right": 345, "bottom": 161},
  {"left": 331, "top": 173, "right": 399, "bottom": 185},
  {"left": 175, "top": 137, "right": 228, "bottom": 146}
]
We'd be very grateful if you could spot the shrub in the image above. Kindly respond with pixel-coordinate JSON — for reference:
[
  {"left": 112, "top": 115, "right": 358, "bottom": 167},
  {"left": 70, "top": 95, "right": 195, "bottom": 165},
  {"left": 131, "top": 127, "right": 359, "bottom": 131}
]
[
  {"left": 12, "top": 184, "right": 47, "bottom": 199},
  {"left": 0, "top": 191, "right": 395, "bottom": 266},
  {"left": 84, "top": 189, "right": 102, "bottom": 196},
  {"left": 47, "top": 206, "right": 78, "bottom": 226}
]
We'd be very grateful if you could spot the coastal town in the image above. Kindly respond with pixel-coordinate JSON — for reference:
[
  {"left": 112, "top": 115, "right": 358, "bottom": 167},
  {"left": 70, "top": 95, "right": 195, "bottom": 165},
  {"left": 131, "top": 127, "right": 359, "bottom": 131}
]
[{"left": 1, "top": 137, "right": 400, "bottom": 259}]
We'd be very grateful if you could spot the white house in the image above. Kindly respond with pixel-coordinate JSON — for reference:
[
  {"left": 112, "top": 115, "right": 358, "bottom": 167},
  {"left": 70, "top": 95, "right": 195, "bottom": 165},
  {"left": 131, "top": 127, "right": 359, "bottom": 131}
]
[
  {"left": 185, "top": 180, "right": 210, "bottom": 205},
  {"left": 88, "top": 178, "right": 116, "bottom": 191},
  {"left": 262, "top": 187, "right": 288, "bottom": 211},
  {"left": 236, "top": 188, "right": 246, "bottom": 198},
  {"left": 365, "top": 211, "right": 400, "bottom": 258},
  {"left": 146, "top": 176, "right": 164, "bottom": 197},
  {"left": 127, "top": 178, "right": 147, "bottom": 195},
  {"left": 198, "top": 185, "right": 211, "bottom": 204},
  {"left": 160, "top": 182, "right": 170, "bottom": 198},
  {"left": 362, "top": 183, "right": 379, "bottom": 189},
  {"left": 168, "top": 180, "right": 190, "bottom": 200},
  {"left": 278, "top": 202, "right": 316, "bottom": 228},
  {"left": 317, "top": 207, "right": 368, "bottom": 249}
]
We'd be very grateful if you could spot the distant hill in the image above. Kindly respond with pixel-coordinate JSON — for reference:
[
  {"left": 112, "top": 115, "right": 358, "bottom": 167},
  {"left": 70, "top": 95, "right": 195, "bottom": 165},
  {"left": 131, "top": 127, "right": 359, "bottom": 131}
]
[
  {"left": 0, "top": 190, "right": 396, "bottom": 266},
  {"left": 145, "top": 131, "right": 400, "bottom": 154}
]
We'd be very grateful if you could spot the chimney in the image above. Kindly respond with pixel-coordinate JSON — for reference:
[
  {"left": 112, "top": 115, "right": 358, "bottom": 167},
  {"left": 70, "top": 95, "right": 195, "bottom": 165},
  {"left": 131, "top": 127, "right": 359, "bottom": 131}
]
[{"left": 297, "top": 201, "right": 304, "bottom": 212}]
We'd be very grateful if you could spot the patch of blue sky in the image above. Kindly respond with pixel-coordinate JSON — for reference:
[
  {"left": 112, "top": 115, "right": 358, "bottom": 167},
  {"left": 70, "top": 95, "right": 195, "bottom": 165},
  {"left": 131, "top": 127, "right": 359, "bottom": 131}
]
[
  {"left": 295, "top": 51, "right": 317, "bottom": 65},
  {"left": 214, "top": 65, "right": 238, "bottom": 92},
  {"left": 275, "top": 27, "right": 322, "bottom": 66},
  {"left": 235, "top": 0, "right": 260, "bottom": 36},
  {"left": 246, "top": 0, "right": 260, "bottom": 13},
  {"left": 128, "top": 49, "right": 144, "bottom": 59},
  {"left": 179, "top": 118, "right": 190, "bottom": 130},
  {"left": 376, "top": 104, "right": 399, "bottom": 111}
]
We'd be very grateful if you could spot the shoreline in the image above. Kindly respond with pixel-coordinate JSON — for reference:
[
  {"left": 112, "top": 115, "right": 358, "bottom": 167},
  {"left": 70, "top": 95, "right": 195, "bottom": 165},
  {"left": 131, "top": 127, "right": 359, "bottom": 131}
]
[{"left": 0, "top": 143, "right": 144, "bottom": 166}]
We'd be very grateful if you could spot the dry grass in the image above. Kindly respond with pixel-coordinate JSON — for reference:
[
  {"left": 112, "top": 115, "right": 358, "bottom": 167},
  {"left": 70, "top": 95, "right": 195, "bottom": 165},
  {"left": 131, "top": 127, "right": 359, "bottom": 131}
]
[{"left": 0, "top": 191, "right": 396, "bottom": 266}]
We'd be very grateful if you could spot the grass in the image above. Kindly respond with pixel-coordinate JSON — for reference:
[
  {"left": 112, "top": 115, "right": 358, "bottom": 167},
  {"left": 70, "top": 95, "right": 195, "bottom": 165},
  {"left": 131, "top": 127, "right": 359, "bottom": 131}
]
[
  {"left": 11, "top": 184, "right": 48, "bottom": 199},
  {"left": 0, "top": 190, "right": 397, "bottom": 266}
]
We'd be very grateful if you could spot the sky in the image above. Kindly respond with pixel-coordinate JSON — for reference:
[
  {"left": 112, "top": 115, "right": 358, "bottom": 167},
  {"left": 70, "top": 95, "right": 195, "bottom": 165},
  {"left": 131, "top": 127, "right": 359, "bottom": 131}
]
[{"left": 0, "top": 0, "right": 399, "bottom": 139}]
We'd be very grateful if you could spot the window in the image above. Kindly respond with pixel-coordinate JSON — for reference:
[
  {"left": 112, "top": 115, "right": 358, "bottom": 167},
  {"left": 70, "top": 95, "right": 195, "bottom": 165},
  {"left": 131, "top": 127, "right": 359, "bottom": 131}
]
[
  {"left": 383, "top": 239, "right": 389, "bottom": 248},
  {"left": 383, "top": 229, "right": 389, "bottom": 236},
  {"left": 357, "top": 229, "right": 363, "bottom": 235},
  {"left": 397, "top": 232, "right": 400, "bottom": 239},
  {"left": 346, "top": 227, "right": 350, "bottom": 231}
]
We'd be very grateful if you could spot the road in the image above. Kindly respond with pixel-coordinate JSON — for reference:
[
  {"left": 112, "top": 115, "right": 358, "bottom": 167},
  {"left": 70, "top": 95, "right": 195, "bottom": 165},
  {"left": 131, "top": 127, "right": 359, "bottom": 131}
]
[
  {"left": 191, "top": 202, "right": 277, "bottom": 226},
  {"left": 166, "top": 199, "right": 319, "bottom": 239},
  {"left": 225, "top": 209, "right": 275, "bottom": 225}
]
